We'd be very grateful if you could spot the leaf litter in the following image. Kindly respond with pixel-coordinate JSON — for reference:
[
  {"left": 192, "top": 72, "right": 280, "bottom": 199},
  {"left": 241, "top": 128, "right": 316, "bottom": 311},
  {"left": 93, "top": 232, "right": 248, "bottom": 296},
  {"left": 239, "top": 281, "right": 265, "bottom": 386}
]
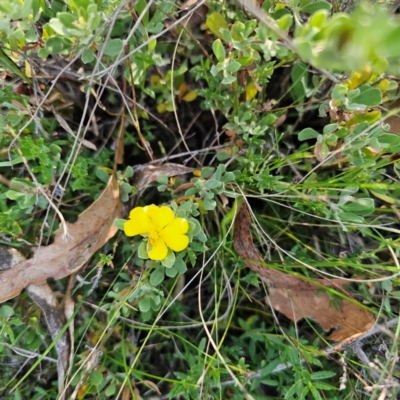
[
  {"left": 0, "top": 174, "right": 123, "bottom": 303},
  {"left": 0, "top": 162, "right": 197, "bottom": 303},
  {"left": 234, "top": 203, "right": 374, "bottom": 342}
]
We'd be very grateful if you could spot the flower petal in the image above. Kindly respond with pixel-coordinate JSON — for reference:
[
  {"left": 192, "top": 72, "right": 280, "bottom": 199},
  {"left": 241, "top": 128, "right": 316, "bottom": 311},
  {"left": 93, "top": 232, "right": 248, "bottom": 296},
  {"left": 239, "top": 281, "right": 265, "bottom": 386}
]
[
  {"left": 161, "top": 218, "right": 190, "bottom": 252},
  {"left": 147, "top": 237, "right": 168, "bottom": 260},
  {"left": 144, "top": 205, "right": 175, "bottom": 230},
  {"left": 163, "top": 218, "right": 189, "bottom": 235},
  {"left": 163, "top": 234, "right": 189, "bottom": 252},
  {"left": 124, "top": 207, "right": 150, "bottom": 237}
]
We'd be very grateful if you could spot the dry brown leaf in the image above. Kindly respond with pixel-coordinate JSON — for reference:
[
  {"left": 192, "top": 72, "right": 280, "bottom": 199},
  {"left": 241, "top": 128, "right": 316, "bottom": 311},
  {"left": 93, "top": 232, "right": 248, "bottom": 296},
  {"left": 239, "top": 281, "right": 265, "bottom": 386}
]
[
  {"left": 384, "top": 99, "right": 400, "bottom": 134},
  {"left": 385, "top": 114, "right": 400, "bottom": 134},
  {"left": 0, "top": 174, "right": 123, "bottom": 303},
  {"left": 234, "top": 204, "right": 374, "bottom": 341},
  {"left": 0, "top": 245, "right": 72, "bottom": 399},
  {"left": 26, "top": 283, "right": 70, "bottom": 399},
  {"left": 0, "top": 245, "right": 25, "bottom": 270}
]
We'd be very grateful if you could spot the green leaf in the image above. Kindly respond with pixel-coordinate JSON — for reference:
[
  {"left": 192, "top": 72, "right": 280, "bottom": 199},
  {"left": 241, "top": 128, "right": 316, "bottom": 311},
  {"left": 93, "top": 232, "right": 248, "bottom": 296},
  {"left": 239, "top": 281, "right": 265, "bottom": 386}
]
[
  {"left": 381, "top": 279, "right": 392, "bottom": 292},
  {"left": 161, "top": 249, "right": 176, "bottom": 268},
  {"left": 298, "top": 127, "right": 319, "bottom": 141},
  {"left": 338, "top": 186, "right": 359, "bottom": 206},
  {"left": 138, "top": 296, "right": 151, "bottom": 312},
  {"left": 105, "top": 382, "right": 116, "bottom": 396},
  {"left": 113, "top": 219, "right": 126, "bottom": 230},
  {"left": 350, "top": 85, "right": 382, "bottom": 106},
  {"left": 277, "top": 14, "right": 293, "bottom": 31},
  {"left": 90, "top": 370, "right": 103, "bottom": 386},
  {"left": 6, "top": 190, "right": 24, "bottom": 200},
  {"left": 0, "top": 48, "right": 31, "bottom": 84},
  {"left": 204, "top": 196, "right": 217, "bottom": 210},
  {"left": 37, "top": 196, "right": 48, "bottom": 209},
  {"left": 300, "top": 1, "right": 331, "bottom": 13},
  {"left": 0, "top": 305, "right": 14, "bottom": 318},
  {"left": 38, "top": 48, "right": 49, "bottom": 59},
  {"left": 235, "top": 56, "right": 254, "bottom": 66},
  {"left": 58, "top": 12, "right": 76, "bottom": 28},
  {"left": 310, "top": 371, "right": 336, "bottom": 380},
  {"left": 313, "top": 382, "right": 336, "bottom": 390},
  {"left": 336, "top": 127, "right": 349, "bottom": 138},
  {"left": 206, "top": 12, "right": 228, "bottom": 39},
  {"left": 291, "top": 62, "right": 308, "bottom": 103},
  {"left": 338, "top": 211, "right": 364, "bottom": 224},
  {"left": 284, "top": 380, "right": 303, "bottom": 399},
  {"left": 46, "top": 36, "right": 64, "bottom": 54},
  {"left": 201, "top": 167, "right": 215, "bottom": 178},
  {"left": 82, "top": 48, "right": 95, "bottom": 64},
  {"left": 370, "top": 133, "right": 400, "bottom": 153},
  {"left": 332, "top": 84, "right": 348, "bottom": 100},
  {"left": 205, "top": 179, "right": 221, "bottom": 190},
  {"left": 221, "top": 171, "right": 235, "bottom": 183},
  {"left": 323, "top": 123, "right": 337, "bottom": 135},
  {"left": 300, "top": 386, "right": 310, "bottom": 399},
  {"left": 96, "top": 168, "right": 110, "bottom": 183},
  {"left": 103, "top": 38, "right": 123, "bottom": 57},
  {"left": 310, "top": 384, "right": 324, "bottom": 400},
  {"left": 124, "top": 166, "right": 134, "bottom": 179},
  {"left": 342, "top": 198, "right": 374, "bottom": 216},
  {"left": 212, "top": 39, "right": 225, "bottom": 62},
  {"left": 157, "top": 174, "right": 168, "bottom": 185},
  {"left": 221, "top": 75, "right": 236, "bottom": 84},
  {"left": 17, "top": 194, "right": 36, "bottom": 209},
  {"left": 188, "top": 218, "right": 202, "bottom": 236},
  {"left": 165, "top": 266, "right": 178, "bottom": 277},
  {"left": 226, "top": 60, "right": 241, "bottom": 73},
  {"left": 195, "top": 231, "right": 207, "bottom": 242},
  {"left": 260, "top": 358, "right": 281, "bottom": 377},
  {"left": 0, "top": 156, "right": 25, "bottom": 167},
  {"left": 215, "top": 164, "right": 226, "bottom": 180},
  {"left": 150, "top": 266, "right": 164, "bottom": 286},
  {"left": 138, "top": 241, "right": 149, "bottom": 259},
  {"left": 185, "top": 187, "right": 198, "bottom": 196},
  {"left": 175, "top": 258, "right": 187, "bottom": 274},
  {"left": 120, "top": 182, "right": 131, "bottom": 195}
]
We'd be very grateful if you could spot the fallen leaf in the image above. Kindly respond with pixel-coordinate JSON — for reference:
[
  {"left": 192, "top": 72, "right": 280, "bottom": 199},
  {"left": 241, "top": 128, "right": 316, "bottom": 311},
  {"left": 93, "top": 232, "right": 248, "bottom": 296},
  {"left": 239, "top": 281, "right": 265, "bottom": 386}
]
[
  {"left": 26, "top": 283, "right": 70, "bottom": 399},
  {"left": 385, "top": 114, "right": 400, "bottom": 134},
  {"left": 383, "top": 99, "right": 400, "bottom": 134},
  {"left": 0, "top": 245, "right": 71, "bottom": 399},
  {"left": 234, "top": 204, "right": 374, "bottom": 341},
  {"left": 0, "top": 174, "right": 123, "bottom": 303},
  {"left": 0, "top": 245, "right": 25, "bottom": 270}
]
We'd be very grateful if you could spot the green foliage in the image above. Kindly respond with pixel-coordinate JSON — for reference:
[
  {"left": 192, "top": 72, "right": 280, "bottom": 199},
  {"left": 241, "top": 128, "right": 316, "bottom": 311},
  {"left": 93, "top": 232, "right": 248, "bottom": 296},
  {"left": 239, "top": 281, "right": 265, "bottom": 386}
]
[
  {"left": 1, "top": 0, "right": 400, "bottom": 399},
  {"left": 294, "top": 3, "right": 400, "bottom": 74},
  {"left": 184, "top": 165, "right": 237, "bottom": 210}
]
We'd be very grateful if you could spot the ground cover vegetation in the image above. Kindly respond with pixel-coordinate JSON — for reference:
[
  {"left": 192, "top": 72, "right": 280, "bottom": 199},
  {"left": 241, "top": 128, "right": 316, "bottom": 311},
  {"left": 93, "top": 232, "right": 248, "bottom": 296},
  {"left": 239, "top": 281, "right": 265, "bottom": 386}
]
[{"left": 0, "top": 0, "right": 400, "bottom": 398}]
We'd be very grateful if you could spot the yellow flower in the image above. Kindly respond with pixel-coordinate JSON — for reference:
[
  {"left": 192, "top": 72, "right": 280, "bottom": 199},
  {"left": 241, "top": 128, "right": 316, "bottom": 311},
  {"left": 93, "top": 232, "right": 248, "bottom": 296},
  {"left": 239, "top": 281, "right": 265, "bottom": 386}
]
[{"left": 124, "top": 205, "right": 189, "bottom": 261}]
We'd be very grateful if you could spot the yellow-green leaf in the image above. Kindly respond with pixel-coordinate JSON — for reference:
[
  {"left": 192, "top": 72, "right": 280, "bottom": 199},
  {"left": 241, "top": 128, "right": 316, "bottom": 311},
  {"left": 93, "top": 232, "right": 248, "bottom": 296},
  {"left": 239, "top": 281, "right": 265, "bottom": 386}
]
[
  {"left": 345, "top": 111, "right": 381, "bottom": 128},
  {"left": 246, "top": 82, "right": 258, "bottom": 101},
  {"left": 206, "top": 12, "right": 228, "bottom": 39},
  {"left": 369, "top": 190, "right": 395, "bottom": 205},
  {"left": 182, "top": 90, "right": 197, "bottom": 102}
]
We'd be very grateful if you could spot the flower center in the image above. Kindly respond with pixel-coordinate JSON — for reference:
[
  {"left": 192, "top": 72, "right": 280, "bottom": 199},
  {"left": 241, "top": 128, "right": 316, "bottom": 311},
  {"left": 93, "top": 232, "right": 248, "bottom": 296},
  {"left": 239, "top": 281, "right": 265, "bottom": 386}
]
[{"left": 149, "top": 228, "right": 160, "bottom": 246}]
